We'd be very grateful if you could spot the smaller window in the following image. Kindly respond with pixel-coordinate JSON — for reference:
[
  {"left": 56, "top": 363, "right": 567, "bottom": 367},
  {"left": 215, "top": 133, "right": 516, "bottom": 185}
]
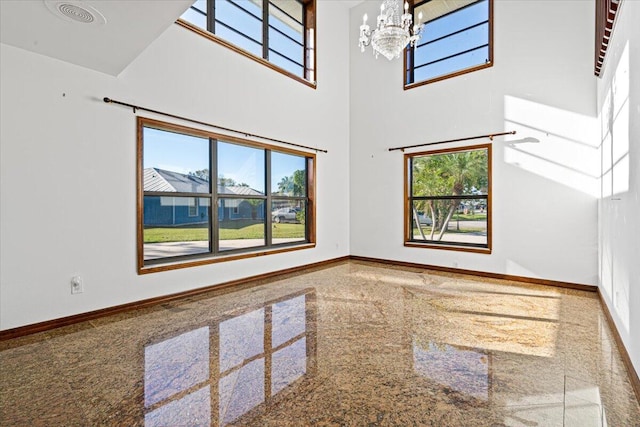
[
  {"left": 405, "top": 0, "right": 493, "bottom": 89},
  {"left": 405, "top": 144, "right": 491, "bottom": 253},
  {"left": 188, "top": 198, "right": 199, "bottom": 217}
]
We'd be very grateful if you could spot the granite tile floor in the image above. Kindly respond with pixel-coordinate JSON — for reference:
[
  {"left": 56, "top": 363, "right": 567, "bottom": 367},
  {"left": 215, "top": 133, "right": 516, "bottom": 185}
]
[{"left": 1, "top": 260, "right": 639, "bottom": 426}]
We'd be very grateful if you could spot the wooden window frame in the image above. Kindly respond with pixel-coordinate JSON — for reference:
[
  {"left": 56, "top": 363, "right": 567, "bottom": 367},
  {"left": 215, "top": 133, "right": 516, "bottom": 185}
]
[
  {"left": 177, "top": 0, "right": 317, "bottom": 88},
  {"left": 404, "top": 143, "right": 492, "bottom": 254},
  {"left": 137, "top": 117, "right": 316, "bottom": 274},
  {"left": 404, "top": 0, "right": 493, "bottom": 90}
]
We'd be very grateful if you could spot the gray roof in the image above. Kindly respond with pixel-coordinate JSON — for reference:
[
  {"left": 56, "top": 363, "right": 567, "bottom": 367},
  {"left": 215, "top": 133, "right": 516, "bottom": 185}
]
[{"left": 144, "top": 168, "right": 263, "bottom": 196}]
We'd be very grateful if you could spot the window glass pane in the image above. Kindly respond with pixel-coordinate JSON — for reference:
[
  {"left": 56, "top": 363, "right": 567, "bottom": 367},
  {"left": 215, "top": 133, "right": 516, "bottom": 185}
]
[
  {"left": 270, "top": 0, "right": 303, "bottom": 25},
  {"left": 271, "top": 152, "right": 306, "bottom": 196},
  {"left": 218, "top": 198, "right": 265, "bottom": 251},
  {"left": 269, "top": 1, "right": 303, "bottom": 42},
  {"left": 269, "top": 27, "right": 303, "bottom": 68},
  {"left": 271, "top": 201, "right": 306, "bottom": 244},
  {"left": 414, "top": 22, "right": 488, "bottom": 65},
  {"left": 215, "top": 0, "right": 263, "bottom": 43},
  {"left": 269, "top": 50, "right": 304, "bottom": 77},
  {"left": 411, "top": 149, "right": 488, "bottom": 197},
  {"left": 413, "top": 46, "right": 489, "bottom": 84},
  {"left": 218, "top": 141, "right": 265, "bottom": 195},
  {"left": 143, "top": 196, "right": 210, "bottom": 260},
  {"left": 269, "top": 27, "right": 303, "bottom": 62},
  {"left": 181, "top": 0, "right": 208, "bottom": 29},
  {"left": 410, "top": 198, "right": 487, "bottom": 246},
  {"left": 215, "top": 25, "right": 263, "bottom": 57},
  {"left": 143, "top": 128, "right": 210, "bottom": 193},
  {"left": 416, "top": 0, "right": 487, "bottom": 43}
]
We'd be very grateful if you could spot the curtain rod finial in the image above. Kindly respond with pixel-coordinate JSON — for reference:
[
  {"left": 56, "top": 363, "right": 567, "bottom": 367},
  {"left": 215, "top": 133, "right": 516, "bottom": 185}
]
[{"left": 103, "top": 97, "right": 111, "bottom": 103}]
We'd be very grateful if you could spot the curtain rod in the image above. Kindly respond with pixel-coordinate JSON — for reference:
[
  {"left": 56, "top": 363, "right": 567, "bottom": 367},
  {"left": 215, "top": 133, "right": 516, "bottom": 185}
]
[
  {"left": 103, "top": 97, "right": 328, "bottom": 154},
  {"left": 388, "top": 130, "right": 516, "bottom": 152}
]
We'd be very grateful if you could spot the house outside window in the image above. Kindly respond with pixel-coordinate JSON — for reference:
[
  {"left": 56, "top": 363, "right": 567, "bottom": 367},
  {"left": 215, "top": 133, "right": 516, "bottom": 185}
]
[
  {"left": 405, "top": 0, "right": 492, "bottom": 89},
  {"left": 405, "top": 143, "right": 491, "bottom": 253},
  {"left": 138, "top": 117, "right": 315, "bottom": 273},
  {"left": 179, "top": 0, "right": 316, "bottom": 87}
]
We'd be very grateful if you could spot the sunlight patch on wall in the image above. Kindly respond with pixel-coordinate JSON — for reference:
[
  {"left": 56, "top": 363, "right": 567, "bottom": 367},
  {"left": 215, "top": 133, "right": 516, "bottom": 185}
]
[
  {"left": 600, "top": 42, "right": 630, "bottom": 198},
  {"left": 504, "top": 95, "right": 600, "bottom": 197},
  {"left": 599, "top": 41, "right": 631, "bottom": 335}
]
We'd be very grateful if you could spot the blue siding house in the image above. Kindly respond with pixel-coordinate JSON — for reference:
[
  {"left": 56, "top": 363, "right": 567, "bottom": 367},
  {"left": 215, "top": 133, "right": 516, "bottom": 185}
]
[{"left": 143, "top": 168, "right": 264, "bottom": 226}]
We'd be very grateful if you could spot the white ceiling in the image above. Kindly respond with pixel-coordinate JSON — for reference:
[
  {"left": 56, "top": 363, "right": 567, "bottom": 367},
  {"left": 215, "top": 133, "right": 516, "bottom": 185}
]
[{"left": 0, "top": 0, "right": 194, "bottom": 76}]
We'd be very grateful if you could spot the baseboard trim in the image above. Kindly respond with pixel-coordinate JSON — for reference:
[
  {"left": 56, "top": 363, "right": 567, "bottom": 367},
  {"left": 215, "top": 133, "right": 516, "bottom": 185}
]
[
  {"left": 598, "top": 289, "right": 640, "bottom": 402},
  {"left": 0, "top": 256, "right": 350, "bottom": 341},
  {"left": 349, "top": 256, "right": 598, "bottom": 292},
  {"left": 0, "top": 255, "right": 605, "bottom": 341}
]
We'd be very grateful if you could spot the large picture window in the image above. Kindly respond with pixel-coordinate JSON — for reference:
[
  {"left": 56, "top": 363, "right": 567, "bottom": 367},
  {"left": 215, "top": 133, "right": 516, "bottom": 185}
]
[
  {"left": 405, "top": 144, "right": 491, "bottom": 253},
  {"left": 405, "top": 0, "right": 492, "bottom": 89},
  {"left": 179, "top": 0, "right": 316, "bottom": 87},
  {"left": 138, "top": 117, "right": 315, "bottom": 273}
]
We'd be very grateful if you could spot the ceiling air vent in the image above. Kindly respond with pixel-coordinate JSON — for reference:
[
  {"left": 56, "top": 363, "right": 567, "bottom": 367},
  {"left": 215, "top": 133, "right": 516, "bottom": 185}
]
[{"left": 44, "top": 1, "right": 106, "bottom": 25}]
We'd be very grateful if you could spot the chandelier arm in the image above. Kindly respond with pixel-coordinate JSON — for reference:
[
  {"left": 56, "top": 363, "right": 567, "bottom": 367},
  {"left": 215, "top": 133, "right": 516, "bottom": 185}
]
[{"left": 358, "top": 0, "right": 423, "bottom": 60}]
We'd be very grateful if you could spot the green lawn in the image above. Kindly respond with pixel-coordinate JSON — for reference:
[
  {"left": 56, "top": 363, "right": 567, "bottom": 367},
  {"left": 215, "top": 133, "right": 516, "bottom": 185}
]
[
  {"left": 144, "top": 221, "right": 304, "bottom": 243},
  {"left": 453, "top": 212, "right": 487, "bottom": 221}
]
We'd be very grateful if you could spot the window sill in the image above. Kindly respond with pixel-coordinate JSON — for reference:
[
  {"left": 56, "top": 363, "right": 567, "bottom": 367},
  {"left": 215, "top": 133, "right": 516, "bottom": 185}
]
[
  {"left": 404, "top": 62, "right": 493, "bottom": 91},
  {"left": 139, "top": 243, "right": 316, "bottom": 274},
  {"left": 405, "top": 241, "right": 491, "bottom": 254},
  {"left": 176, "top": 20, "right": 317, "bottom": 90}
]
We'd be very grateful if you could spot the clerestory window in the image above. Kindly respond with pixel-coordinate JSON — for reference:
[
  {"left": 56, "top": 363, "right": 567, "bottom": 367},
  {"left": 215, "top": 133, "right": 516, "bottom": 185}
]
[
  {"left": 179, "top": 0, "right": 316, "bottom": 87},
  {"left": 405, "top": 144, "right": 491, "bottom": 253},
  {"left": 405, "top": 0, "right": 493, "bottom": 89}
]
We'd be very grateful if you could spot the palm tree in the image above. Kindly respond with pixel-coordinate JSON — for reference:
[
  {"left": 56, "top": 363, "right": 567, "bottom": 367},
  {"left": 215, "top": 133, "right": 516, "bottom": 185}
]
[{"left": 412, "top": 150, "right": 487, "bottom": 241}]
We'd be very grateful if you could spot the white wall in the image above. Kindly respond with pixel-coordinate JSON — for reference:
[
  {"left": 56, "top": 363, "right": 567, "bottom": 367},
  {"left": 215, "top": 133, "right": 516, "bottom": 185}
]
[
  {"left": 597, "top": 0, "right": 640, "bottom": 378},
  {"left": 349, "top": 0, "right": 599, "bottom": 285},
  {"left": 0, "top": 2, "right": 351, "bottom": 330}
]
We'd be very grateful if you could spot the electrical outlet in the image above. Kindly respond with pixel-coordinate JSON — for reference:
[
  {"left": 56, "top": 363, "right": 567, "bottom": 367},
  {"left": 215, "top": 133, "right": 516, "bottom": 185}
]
[{"left": 71, "top": 276, "right": 83, "bottom": 294}]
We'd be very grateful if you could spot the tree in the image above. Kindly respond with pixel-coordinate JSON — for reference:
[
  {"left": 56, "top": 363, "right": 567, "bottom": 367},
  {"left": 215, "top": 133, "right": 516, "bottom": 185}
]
[
  {"left": 188, "top": 169, "right": 210, "bottom": 181},
  {"left": 412, "top": 150, "right": 487, "bottom": 241},
  {"left": 277, "top": 170, "right": 305, "bottom": 196},
  {"left": 218, "top": 175, "right": 250, "bottom": 188}
]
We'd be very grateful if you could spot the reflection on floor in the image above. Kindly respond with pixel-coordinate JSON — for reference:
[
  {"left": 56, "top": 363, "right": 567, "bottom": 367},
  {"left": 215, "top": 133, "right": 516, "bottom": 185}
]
[{"left": 1, "top": 260, "right": 639, "bottom": 426}]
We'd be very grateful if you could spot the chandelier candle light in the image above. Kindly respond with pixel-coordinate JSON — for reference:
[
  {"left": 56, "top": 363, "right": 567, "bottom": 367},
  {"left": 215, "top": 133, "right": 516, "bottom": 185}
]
[{"left": 359, "top": 0, "right": 424, "bottom": 60}]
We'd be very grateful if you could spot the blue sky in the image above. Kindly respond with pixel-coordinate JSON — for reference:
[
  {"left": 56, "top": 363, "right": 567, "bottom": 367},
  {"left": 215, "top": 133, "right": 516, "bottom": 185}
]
[{"left": 144, "top": 127, "right": 305, "bottom": 193}]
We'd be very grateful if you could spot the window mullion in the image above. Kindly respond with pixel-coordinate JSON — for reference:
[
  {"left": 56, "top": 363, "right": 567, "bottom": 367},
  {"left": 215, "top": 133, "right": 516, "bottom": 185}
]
[
  {"left": 266, "top": 150, "right": 273, "bottom": 246},
  {"left": 211, "top": 138, "right": 219, "bottom": 255},
  {"left": 262, "top": 0, "right": 269, "bottom": 60},
  {"left": 208, "top": 0, "right": 216, "bottom": 33}
]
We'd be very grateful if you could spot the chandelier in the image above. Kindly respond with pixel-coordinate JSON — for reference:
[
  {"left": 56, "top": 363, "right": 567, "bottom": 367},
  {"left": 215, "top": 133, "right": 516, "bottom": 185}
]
[{"left": 358, "top": 0, "right": 424, "bottom": 60}]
